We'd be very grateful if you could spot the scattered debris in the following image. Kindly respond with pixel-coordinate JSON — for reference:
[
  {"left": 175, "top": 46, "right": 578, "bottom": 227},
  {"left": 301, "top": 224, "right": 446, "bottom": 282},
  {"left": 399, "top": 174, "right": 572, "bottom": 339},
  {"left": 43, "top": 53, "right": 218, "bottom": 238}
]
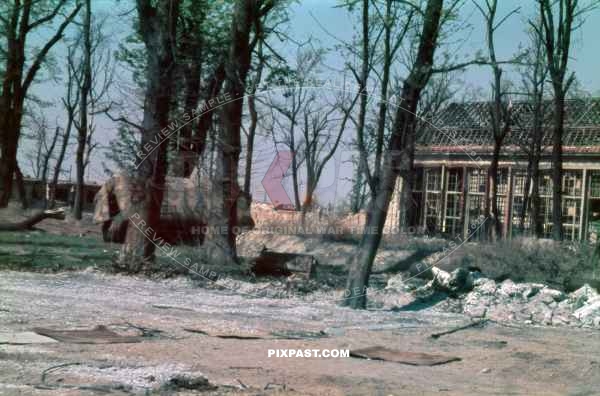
[
  {"left": 430, "top": 319, "right": 489, "bottom": 339},
  {"left": 41, "top": 362, "right": 82, "bottom": 385},
  {"left": 120, "top": 322, "right": 167, "bottom": 339},
  {"left": 388, "top": 270, "right": 600, "bottom": 329},
  {"left": 350, "top": 346, "right": 461, "bottom": 366},
  {"left": 160, "top": 373, "right": 216, "bottom": 392},
  {"left": 431, "top": 267, "right": 474, "bottom": 295},
  {"left": 0, "top": 331, "right": 58, "bottom": 345},
  {"left": 32, "top": 325, "right": 141, "bottom": 344},
  {"left": 264, "top": 382, "right": 288, "bottom": 391}
]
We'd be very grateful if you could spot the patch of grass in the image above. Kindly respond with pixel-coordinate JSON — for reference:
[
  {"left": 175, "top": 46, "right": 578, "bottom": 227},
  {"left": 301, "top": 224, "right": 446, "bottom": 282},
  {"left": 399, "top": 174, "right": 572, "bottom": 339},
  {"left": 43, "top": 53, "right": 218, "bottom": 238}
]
[
  {"left": 446, "top": 238, "right": 600, "bottom": 292},
  {"left": 0, "top": 231, "right": 112, "bottom": 272}
]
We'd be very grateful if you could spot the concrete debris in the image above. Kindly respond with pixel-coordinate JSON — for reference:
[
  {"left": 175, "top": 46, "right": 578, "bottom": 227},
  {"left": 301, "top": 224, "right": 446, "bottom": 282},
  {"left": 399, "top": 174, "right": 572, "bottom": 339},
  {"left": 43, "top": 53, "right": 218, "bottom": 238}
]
[
  {"left": 49, "top": 362, "right": 211, "bottom": 392},
  {"left": 388, "top": 272, "right": 600, "bottom": 329},
  {"left": 431, "top": 267, "right": 474, "bottom": 295},
  {"left": 161, "top": 373, "right": 216, "bottom": 392}
]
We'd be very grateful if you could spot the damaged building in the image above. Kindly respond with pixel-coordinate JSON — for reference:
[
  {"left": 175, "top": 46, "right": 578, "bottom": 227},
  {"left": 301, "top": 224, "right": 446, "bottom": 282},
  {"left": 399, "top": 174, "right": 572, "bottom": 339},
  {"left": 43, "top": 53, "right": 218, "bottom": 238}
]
[{"left": 388, "top": 98, "right": 600, "bottom": 242}]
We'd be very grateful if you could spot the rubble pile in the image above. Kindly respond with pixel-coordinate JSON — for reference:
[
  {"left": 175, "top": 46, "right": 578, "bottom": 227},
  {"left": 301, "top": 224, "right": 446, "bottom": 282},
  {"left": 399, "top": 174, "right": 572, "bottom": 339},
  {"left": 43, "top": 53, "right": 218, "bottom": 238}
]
[{"left": 387, "top": 269, "right": 600, "bottom": 328}]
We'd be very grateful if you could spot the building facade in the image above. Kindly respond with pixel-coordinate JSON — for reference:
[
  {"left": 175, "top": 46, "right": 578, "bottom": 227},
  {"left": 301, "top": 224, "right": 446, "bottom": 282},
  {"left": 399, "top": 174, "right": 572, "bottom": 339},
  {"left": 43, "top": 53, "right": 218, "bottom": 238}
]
[{"left": 392, "top": 99, "right": 600, "bottom": 242}]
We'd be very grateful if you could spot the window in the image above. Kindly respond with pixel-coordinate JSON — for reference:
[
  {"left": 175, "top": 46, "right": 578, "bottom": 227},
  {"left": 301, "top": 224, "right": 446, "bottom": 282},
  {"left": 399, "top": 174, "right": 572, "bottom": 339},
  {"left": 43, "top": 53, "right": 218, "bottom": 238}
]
[
  {"left": 497, "top": 169, "right": 509, "bottom": 195},
  {"left": 539, "top": 196, "right": 553, "bottom": 238},
  {"left": 426, "top": 168, "right": 442, "bottom": 191},
  {"left": 539, "top": 174, "right": 553, "bottom": 196},
  {"left": 447, "top": 169, "right": 462, "bottom": 192},
  {"left": 496, "top": 196, "right": 507, "bottom": 218},
  {"left": 562, "top": 171, "right": 582, "bottom": 197},
  {"left": 446, "top": 193, "right": 461, "bottom": 218},
  {"left": 426, "top": 194, "right": 441, "bottom": 216},
  {"left": 513, "top": 172, "right": 526, "bottom": 196},
  {"left": 469, "top": 169, "right": 486, "bottom": 194}
]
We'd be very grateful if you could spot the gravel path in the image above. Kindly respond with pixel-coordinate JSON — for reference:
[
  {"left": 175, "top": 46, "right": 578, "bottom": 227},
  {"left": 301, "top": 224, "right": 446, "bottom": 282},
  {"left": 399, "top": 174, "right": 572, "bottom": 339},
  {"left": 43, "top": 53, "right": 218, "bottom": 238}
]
[{"left": 0, "top": 270, "right": 599, "bottom": 395}]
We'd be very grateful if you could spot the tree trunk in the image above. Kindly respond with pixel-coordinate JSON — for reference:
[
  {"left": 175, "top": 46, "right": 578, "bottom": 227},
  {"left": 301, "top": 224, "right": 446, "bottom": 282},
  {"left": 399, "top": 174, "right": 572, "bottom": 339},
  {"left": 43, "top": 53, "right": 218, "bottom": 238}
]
[
  {"left": 551, "top": 91, "right": 564, "bottom": 240},
  {"left": 373, "top": 0, "right": 393, "bottom": 188},
  {"left": 520, "top": 156, "right": 532, "bottom": 232},
  {"left": 355, "top": 0, "right": 372, "bottom": 199},
  {"left": 49, "top": 120, "right": 73, "bottom": 208},
  {"left": 243, "top": 69, "right": 263, "bottom": 194},
  {"left": 489, "top": 138, "right": 502, "bottom": 240},
  {"left": 0, "top": 113, "right": 22, "bottom": 207},
  {"left": 119, "top": 0, "right": 179, "bottom": 270},
  {"left": 220, "top": 0, "right": 273, "bottom": 255},
  {"left": 530, "top": 127, "right": 543, "bottom": 237},
  {"left": 177, "top": 20, "right": 203, "bottom": 177},
  {"left": 342, "top": 0, "right": 443, "bottom": 309},
  {"left": 73, "top": 0, "right": 92, "bottom": 219},
  {"left": 350, "top": 158, "right": 365, "bottom": 213},
  {"left": 192, "top": 64, "right": 226, "bottom": 161}
]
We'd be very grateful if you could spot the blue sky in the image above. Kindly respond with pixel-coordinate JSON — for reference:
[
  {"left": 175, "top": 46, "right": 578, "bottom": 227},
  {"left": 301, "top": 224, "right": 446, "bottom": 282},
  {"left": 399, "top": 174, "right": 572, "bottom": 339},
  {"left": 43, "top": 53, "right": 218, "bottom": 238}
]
[{"left": 24, "top": 0, "right": 600, "bottom": 202}]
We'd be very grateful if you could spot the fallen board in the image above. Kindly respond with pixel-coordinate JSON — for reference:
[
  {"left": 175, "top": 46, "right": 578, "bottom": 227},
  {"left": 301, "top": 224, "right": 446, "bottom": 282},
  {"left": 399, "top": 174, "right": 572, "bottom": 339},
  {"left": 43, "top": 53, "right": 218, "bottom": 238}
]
[
  {"left": 251, "top": 249, "right": 317, "bottom": 278},
  {"left": 33, "top": 325, "right": 141, "bottom": 344},
  {"left": 183, "top": 328, "right": 327, "bottom": 340},
  {"left": 350, "top": 346, "right": 461, "bottom": 366}
]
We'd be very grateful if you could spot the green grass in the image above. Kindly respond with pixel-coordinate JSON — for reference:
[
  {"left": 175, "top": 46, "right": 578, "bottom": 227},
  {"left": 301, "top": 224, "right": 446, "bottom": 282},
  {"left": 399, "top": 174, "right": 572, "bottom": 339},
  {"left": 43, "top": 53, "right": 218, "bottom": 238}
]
[{"left": 0, "top": 231, "right": 113, "bottom": 272}]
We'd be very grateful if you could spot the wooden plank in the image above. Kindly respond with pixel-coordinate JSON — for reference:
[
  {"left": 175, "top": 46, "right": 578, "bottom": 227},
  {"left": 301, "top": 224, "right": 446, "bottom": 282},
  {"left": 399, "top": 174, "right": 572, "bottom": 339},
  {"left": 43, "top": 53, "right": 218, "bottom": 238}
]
[{"left": 350, "top": 346, "right": 461, "bottom": 366}]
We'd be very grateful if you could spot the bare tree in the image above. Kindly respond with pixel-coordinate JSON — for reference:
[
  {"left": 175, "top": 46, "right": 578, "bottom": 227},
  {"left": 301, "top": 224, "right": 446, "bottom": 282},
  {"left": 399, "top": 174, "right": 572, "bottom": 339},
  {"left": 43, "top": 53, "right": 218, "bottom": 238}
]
[
  {"left": 72, "top": 0, "right": 92, "bottom": 219},
  {"left": 261, "top": 48, "right": 323, "bottom": 210},
  {"left": 533, "top": 0, "right": 597, "bottom": 240},
  {"left": 343, "top": 0, "right": 445, "bottom": 309},
  {"left": 299, "top": 91, "right": 349, "bottom": 217},
  {"left": 24, "top": 113, "right": 60, "bottom": 197},
  {"left": 340, "top": 0, "right": 413, "bottom": 213},
  {"left": 49, "top": 44, "right": 80, "bottom": 208},
  {"left": 515, "top": 28, "right": 548, "bottom": 237},
  {"left": 474, "top": 0, "right": 519, "bottom": 241},
  {"left": 0, "top": 0, "right": 81, "bottom": 207}
]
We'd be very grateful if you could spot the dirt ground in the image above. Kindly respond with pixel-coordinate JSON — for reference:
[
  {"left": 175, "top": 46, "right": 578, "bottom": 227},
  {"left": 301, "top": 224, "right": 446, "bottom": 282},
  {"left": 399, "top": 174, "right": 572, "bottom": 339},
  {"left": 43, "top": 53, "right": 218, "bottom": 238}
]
[{"left": 1, "top": 270, "right": 599, "bottom": 396}]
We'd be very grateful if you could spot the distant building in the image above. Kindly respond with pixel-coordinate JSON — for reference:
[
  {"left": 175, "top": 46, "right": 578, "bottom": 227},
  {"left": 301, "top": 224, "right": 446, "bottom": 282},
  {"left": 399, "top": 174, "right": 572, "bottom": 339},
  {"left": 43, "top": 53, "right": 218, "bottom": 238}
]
[
  {"left": 387, "top": 98, "right": 600, "bottom": 242},
  {"left": 11, "top": 178, "right": 100, "bottom": 209}
]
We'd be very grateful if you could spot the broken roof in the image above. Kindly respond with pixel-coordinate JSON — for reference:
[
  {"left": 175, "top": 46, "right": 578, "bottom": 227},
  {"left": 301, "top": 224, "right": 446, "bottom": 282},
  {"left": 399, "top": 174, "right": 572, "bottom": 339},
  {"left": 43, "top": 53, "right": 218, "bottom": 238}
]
[{"left": 416, "top": 98, "right": 600, "bottom": 152}]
